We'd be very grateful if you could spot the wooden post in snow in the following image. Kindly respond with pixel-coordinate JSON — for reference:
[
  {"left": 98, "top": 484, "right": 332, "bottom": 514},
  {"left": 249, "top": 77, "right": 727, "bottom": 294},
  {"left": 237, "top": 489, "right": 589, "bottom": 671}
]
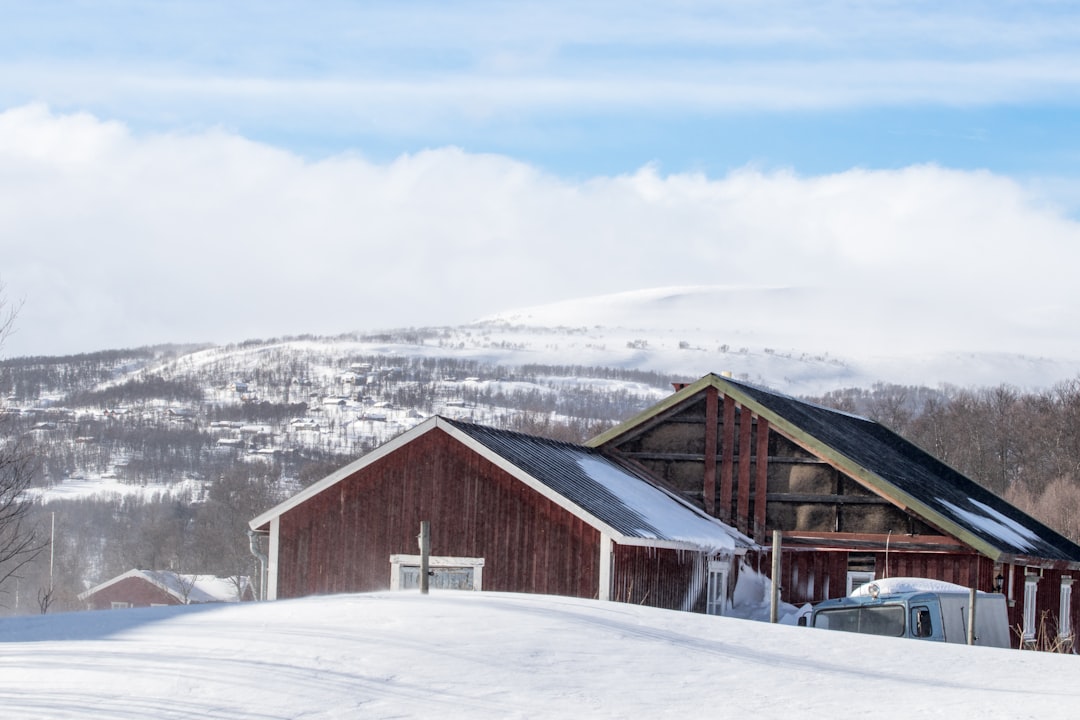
[
  {"left": 770, "top": 530, "right": 782, "bottom": 623},
  {"left": 967, "top": 586, "right": 977, "bottom": 645},
  {"left": 419, "top": 521, "right": 431, "bottom": 595}
]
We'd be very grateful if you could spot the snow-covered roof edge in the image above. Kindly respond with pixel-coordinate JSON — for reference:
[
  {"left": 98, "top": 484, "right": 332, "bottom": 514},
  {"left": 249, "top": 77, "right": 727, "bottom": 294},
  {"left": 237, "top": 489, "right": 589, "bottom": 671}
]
[
  {"left": 77, "top": 569, "right": 250, "bottom": 603},
  {"left": 78, "top": 568, "right": 154, "bottom": 601}
]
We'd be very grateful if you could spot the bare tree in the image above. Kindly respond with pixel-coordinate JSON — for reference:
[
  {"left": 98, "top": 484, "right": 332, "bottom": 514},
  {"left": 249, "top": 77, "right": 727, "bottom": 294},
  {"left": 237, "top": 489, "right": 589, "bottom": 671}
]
[
  {"left": 0, "top": 286, "right": 49, "bottom": 604},
  {"left": 173, "top": 572, "right": 197, "bottom": 604},
  {"left": 36, "top": 585, "right": 55, "bottom": 614}
]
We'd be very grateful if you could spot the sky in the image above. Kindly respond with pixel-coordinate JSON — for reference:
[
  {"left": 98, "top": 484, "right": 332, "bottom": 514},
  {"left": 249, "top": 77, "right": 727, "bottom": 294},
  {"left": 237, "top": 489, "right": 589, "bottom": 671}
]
[
  {"left": 1, "top": 590, "right": 1077, "bottom": 718},
  {"left": 3, "top": 2, "right": 1080, "bottom": 358}
]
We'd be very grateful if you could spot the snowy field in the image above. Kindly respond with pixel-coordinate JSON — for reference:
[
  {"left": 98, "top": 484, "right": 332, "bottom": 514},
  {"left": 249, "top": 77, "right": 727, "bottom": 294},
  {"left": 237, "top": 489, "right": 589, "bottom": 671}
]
[{"left": 0, "top": 591, "right": 1076, "bottom": 719}]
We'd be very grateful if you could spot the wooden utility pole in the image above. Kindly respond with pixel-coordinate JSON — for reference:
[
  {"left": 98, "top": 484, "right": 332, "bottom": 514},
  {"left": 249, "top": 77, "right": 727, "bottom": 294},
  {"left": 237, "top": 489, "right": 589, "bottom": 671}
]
[
  {"left": 967, "top": 586, "right": 977, "bottom": 645},
  {"left": 49, "top": 511, "right": 55, "bottom": 591},
  {"left": 419, "top": 521, "right": 430, "bottom": 595},
  {"left": 770, "top": 530, "right": 782, "bottom": 623}
]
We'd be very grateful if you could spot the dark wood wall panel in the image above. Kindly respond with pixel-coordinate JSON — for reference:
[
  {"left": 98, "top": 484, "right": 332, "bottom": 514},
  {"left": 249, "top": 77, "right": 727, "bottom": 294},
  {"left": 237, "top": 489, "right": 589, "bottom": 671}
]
[{"left": 772, "top": 549, "right": 994, "bottom": 607}]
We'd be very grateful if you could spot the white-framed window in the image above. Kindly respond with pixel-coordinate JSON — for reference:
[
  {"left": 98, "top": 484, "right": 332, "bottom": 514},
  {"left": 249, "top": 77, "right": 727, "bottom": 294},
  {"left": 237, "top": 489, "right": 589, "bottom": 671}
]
[
  {"left": 110, "top": 601, "right": 132, "bottom": 610},
  {"left": 1060, "top": 577, "right": 1074, "bottom": 640},
  {"left": 706, "top": 559, "right": 731, "bottom": 616},
  {"left": 389, "top": 555, "right": 485, "bottom": 591},
  {"left": 1023, "top": 573, "right": 1040, "bottom": 644},
  {"left": 846, "top": 571, "right": 875, "bottom": 596}
]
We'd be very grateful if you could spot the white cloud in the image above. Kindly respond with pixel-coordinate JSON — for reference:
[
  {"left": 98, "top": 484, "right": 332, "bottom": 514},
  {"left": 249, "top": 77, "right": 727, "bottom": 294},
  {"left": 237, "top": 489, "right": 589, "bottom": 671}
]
[{"left": 2, "top": 104, "right": 1080, "bottom": 358}]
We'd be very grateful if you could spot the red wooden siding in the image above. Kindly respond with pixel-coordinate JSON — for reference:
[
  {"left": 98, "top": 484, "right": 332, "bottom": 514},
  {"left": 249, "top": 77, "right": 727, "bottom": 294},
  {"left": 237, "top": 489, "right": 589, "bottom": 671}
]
[
  {"left": 703, "top": 386, "right": 718, "bottom": 516},
  {"left": 83, "top": 577, "right": 178, "bottom": 609},
  {"left": 275, "top": 428, "right": 601, "bottom": 600},
  {"left": 719, "top": 394, "right": 735, "bottom": 523},
  {"left": 1005, "top": 567, "right": 1080, "bottom": 652},
  {"left": 770, "top": 549, "right": 991, "bottom": 606},
  {"left": 611, "top": 543, "right": 710, "bottom": 613}
]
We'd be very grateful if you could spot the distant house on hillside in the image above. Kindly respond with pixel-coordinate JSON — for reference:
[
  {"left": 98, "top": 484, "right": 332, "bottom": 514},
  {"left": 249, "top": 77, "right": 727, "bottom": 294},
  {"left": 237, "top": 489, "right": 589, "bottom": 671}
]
[
  {"left": 249, "top": 416, "right": 752, "bottom": 614},
  {"left": 588, "top": 373, "right": 1080, "bottom": 649},
  {"left": 78, "top": 570, "right": 255, "bottom": 610}
]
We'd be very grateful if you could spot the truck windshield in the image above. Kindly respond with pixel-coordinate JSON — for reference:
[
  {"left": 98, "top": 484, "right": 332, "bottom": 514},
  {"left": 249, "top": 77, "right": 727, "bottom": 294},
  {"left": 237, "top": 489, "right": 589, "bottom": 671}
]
[{"left": 813, "top": 605, "right": 906, "bottom": 637}]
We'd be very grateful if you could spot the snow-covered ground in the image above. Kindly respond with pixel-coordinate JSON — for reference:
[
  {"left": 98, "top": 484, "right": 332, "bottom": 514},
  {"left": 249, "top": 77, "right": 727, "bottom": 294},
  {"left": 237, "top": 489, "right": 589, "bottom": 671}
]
[
  {"left": 0, "top": 591, "right": 1074, "bottom": 719},
  {"left": 24, "top": 476, "right": 205, "bottom": 505}
]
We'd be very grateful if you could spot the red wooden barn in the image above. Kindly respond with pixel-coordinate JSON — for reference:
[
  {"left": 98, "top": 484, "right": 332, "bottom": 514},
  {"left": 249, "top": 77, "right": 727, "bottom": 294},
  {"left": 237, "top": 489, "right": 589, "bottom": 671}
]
[
  {"left": 249, "top": 416, "right": 751, "bottom": 613},
  {"left": 588, "top": 373, "right": 1080, "bottom": 648},
  {"left": 78, "top": 569, "right": 255, "bottom": 610}
]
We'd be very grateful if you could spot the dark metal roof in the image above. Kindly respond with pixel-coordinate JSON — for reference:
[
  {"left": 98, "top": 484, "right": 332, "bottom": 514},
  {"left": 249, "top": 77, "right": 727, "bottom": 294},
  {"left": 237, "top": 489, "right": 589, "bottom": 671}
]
[
  {"left": 442, "top": 417, "right": 747, "bottom": 550},
  {"left": 725, "top": 376, "right": 1080, "bottom": 563}
]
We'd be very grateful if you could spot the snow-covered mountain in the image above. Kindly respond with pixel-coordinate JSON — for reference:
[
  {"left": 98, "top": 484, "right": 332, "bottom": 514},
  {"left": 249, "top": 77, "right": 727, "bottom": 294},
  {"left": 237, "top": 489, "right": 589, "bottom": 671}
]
[
  {"left": 472, "top": 285, "right": 1080, "bottom": 393},
  {"left": 9, "top": 283, "right": 1079, "bottom": 510}
]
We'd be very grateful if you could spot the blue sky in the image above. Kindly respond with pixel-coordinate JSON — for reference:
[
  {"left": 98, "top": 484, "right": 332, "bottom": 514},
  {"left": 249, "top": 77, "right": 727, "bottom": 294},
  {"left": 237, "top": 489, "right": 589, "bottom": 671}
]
[
  {"left": 3, "top": 1, "right": 1080, "bottom": 358},
  {"left": 5, "top": 1, "right": 1079, "bottom": 178}
]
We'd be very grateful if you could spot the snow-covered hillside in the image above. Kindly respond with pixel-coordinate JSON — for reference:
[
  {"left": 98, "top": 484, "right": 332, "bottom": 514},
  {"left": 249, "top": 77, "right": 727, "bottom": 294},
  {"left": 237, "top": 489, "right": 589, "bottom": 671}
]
[
  {"left": 0, "top": 591, "right": 1075, "bottom": 719},
  {"left": 476, "top": 285, "right": 1080, "bottom": 393},
  {"left": 12, "top": 283, "right": 1080, "bottom": 508}
]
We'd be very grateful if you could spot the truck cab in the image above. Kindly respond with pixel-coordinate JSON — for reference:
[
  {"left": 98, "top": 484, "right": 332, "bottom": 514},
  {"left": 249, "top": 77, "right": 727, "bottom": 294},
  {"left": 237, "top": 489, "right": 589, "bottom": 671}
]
[{"left": 810, "top": 578, "right": 1010, "bottom": 648}]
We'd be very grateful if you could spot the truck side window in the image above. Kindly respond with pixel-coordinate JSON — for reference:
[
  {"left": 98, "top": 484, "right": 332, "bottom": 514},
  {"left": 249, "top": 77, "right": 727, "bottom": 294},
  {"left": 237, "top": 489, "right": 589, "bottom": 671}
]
[{"left": 912, "top": 606, "right": 933, "bottom": 638}]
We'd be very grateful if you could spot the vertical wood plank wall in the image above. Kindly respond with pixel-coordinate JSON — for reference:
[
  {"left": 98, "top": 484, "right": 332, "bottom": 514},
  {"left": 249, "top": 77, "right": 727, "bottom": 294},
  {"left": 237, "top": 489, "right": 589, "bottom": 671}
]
[
  {"left": 275, "top": 428, "right": 601, "bottom": 600},
  {"left": 754, "top": 417, "right": 769, "bottom": 538},
  {"left": 719, "top": 395, "right": 735, "bottom": 523},
  {"left": 611, "top": 544, "right": 709, "bottom": 613},
  {"left": 703, "top": 387, "right": 718, "bottom": 516},
  {"left": 773, "top": 550, "right": 991, "bottom": 606},
  {"left": 736, "top": 410, "right": 753, "bottom": 534}
]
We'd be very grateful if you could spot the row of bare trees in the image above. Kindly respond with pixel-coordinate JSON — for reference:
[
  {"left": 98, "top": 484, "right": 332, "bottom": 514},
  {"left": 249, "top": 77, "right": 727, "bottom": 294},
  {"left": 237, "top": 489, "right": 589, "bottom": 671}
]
[{"left": 0, "top": 292, "right": 49, "bottom": 609}]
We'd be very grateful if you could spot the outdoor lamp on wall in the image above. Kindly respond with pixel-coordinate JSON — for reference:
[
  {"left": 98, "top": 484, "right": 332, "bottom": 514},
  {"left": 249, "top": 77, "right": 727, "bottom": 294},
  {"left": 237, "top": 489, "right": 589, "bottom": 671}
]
[{"left": 994, "top": 573, "right": 1005, "bottom": 593}]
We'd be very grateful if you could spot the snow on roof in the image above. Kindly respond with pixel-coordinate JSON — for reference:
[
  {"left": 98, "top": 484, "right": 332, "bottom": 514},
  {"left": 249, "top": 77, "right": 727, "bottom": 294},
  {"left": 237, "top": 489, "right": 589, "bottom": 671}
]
[
  {"left": 574, "top": 457, "right": 741, "bottom": 552},
  {"left": 142, "top": 571, "right": 250, "bottom": 603},
  {"left": 705, "top": 374, "right": 1080, "bottom": 564},
  {"left": 445, "top": 418, "right": 751, "bottom": 553},
  {"left": 937, "top": 498, "right": 1041, "bottom": 554},
  {"left": 79, "top": 569, "right": 250, "bottom": 603}
]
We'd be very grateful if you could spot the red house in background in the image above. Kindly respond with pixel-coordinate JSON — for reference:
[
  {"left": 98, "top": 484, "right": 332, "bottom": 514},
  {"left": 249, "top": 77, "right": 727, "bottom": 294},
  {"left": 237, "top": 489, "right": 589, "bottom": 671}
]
[{"left": 79, "top": 569, "right": 255, "bottom": 610}]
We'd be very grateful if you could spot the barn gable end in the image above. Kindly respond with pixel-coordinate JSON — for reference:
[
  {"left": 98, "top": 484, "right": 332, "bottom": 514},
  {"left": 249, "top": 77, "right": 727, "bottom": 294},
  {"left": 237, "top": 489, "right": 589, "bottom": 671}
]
[
  {"left": 271, "top": 424, "right": 603, "bottom": 599},
  {"left": 588, "top": 373, "right": 1080, "bottom": 647}
]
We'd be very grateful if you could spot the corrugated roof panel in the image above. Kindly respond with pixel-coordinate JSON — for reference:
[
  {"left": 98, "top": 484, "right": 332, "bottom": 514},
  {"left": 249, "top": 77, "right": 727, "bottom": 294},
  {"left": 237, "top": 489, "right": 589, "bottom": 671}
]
[{"left": 443, "top": 418, "right": 746, "bottom": 551}]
